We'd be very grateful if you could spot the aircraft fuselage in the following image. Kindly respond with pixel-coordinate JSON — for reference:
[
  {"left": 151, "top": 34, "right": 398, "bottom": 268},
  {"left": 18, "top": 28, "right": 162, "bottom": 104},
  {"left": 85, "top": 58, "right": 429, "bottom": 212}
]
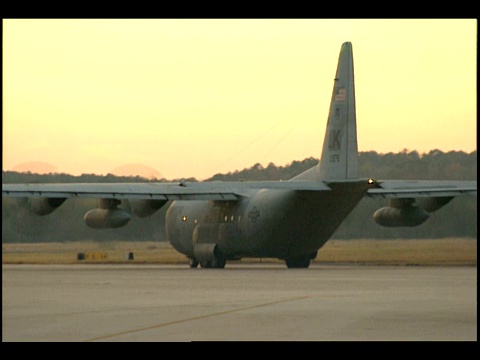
[{"left": 166, "top": 180, "right": 370, "bottom": 263}]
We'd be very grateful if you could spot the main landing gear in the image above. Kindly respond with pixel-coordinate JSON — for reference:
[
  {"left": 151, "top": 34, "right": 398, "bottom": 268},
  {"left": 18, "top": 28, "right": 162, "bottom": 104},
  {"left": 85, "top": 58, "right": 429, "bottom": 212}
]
[
  {"left": 189, "top": 251, "right": 317, "bottom": 269},
  {"left": 285, "top": 251, "right": 317, "bottom": 269},
  {"left": 189, "top": 258, "right": 199, "bottom": 268},
  {"left": 188, "top": 256, "right": 226, "bottom": 269}
]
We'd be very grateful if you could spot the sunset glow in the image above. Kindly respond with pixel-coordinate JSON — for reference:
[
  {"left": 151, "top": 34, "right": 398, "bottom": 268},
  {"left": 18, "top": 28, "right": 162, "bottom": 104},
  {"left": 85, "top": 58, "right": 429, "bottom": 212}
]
[{"left": 3, "top": 19, "right": 476, "bottom": 180}]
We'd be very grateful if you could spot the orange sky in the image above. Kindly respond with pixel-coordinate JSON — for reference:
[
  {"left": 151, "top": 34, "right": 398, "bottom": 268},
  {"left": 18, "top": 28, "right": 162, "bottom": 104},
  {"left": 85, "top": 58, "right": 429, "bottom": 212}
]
[{"left": 2, "top": 19, "right": 477, "bottom": 180}]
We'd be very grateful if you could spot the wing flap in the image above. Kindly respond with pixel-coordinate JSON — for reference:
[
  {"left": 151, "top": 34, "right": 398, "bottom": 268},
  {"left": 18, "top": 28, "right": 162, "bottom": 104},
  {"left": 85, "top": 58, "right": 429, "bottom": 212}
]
[{"left": 367, "top": 180, "right": 477, "bottom": 198}]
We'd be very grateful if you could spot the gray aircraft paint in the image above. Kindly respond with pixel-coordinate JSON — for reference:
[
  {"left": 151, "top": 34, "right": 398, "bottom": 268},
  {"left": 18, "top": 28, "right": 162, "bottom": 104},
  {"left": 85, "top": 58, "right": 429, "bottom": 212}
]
[{"left": 319, "top": 41, "right": 358, "bottom": 180}]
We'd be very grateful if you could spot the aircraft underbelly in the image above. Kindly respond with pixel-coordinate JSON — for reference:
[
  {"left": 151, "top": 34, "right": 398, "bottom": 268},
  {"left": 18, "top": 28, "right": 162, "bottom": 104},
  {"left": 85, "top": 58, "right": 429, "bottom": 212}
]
[{"left": 267, "top": 188, "right": 365, "bottom": 258}]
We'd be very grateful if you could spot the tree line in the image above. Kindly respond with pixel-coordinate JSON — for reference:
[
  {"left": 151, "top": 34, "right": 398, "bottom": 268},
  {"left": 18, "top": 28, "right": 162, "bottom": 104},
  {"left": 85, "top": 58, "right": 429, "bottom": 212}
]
[{"left": 2, "top": 149, "right": 476, "bottom": 243}]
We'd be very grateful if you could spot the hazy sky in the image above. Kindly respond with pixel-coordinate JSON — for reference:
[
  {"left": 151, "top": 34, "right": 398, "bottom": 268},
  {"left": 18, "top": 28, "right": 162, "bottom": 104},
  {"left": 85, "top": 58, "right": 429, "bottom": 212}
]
[{"left": 3, "top": 19, "right": 477, "bottom": 180}]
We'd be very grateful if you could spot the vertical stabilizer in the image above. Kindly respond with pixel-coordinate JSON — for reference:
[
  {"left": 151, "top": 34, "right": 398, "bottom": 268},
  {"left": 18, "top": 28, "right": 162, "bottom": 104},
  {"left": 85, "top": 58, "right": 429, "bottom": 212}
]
[{"left": 318, "top": 42, "right": 358, "bottom": 180}]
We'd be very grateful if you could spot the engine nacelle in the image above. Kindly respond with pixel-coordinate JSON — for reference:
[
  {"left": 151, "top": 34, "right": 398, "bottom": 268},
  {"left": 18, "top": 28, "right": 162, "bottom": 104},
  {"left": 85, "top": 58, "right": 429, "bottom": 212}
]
[
  {"left": 373, "top": 206, "right": 430, "bottom": 227},
  {"left": 84, "top": 208, "right": 131, "bottom": 229},
  {"left": 416, "top": 196, "right": 453, "bottom": 213},
  {"left": 128, "top": 199, "right": 168, "bottom": 218},
  {"left": 28, "top": 197, "right": 67, "bottom": 216}
]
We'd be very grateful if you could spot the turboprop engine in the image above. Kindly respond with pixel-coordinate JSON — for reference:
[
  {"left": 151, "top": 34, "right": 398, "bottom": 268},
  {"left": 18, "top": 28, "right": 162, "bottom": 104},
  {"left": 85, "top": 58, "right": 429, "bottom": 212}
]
[
  {"left": 125, "top": 199, "right": 168, "bottom": 218},
  {"left": 26, "top": 197, "right": 67, "bottom": 216},
  {"left": 373, "top": 197, "right": 453, "bottom": 227},
  {"left": 84, "top": 199, "right": 131, "bottom": 229}
]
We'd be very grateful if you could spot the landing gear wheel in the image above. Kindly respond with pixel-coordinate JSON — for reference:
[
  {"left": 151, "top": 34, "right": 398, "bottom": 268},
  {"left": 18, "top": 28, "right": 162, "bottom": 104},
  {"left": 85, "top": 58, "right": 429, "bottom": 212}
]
[
  {"left": 285, "top": 256, "right": 311, "bottom": 269},
  {"left": 212, "top": 256, "right": 226, "bottom": 269},
  {"left": 189, "top": 258, "right": 199, "bottom": 268},
  {"left": 200, "top": 261, "right": 212, "bottom": 268}
]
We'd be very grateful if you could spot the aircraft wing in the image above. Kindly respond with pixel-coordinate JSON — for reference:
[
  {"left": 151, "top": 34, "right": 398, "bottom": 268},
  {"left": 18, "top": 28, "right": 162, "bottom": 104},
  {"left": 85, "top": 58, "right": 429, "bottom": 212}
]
[
  {"left": 1, "top": 181, "right": 332, "bottom": 201},
  {"left": 367, "top": 180, "right": 477, "bottom": 198},
  {"left": 3, "top": 179, "right": 476, "bottom": 200}
]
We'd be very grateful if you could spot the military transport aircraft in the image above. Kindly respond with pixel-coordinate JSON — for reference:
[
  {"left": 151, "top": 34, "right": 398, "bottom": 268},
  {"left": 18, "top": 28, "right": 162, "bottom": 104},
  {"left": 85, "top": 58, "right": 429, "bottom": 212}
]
[{"left": 2, "top": 42, "right": 476, "bottom": 268}]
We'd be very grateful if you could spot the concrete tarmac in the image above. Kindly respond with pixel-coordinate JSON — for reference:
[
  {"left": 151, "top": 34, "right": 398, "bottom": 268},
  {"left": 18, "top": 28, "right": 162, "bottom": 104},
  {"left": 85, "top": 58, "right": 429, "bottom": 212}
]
[{"left": 2, "top": 264, "right": 476, "bottom": 341}]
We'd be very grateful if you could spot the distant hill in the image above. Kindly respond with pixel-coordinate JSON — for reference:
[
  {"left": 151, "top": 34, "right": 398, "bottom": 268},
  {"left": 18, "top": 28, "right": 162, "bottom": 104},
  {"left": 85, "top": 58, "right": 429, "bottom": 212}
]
[
  {"left": 110, "top": 164, "right": 164, "bottom": 180},
  {"left": 11, "top": 161, "right": 58, "bottom": 175}
]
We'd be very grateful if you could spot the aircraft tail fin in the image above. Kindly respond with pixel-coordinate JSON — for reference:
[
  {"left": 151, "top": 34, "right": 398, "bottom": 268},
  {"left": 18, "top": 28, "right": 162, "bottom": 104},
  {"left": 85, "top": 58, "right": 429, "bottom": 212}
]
[{"left": 317, "top": 41, "right": 359, "bottom": 180}]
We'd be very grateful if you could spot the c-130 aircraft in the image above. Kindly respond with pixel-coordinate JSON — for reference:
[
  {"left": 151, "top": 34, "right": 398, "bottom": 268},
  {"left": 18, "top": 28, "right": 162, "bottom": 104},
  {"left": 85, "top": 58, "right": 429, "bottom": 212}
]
[{"left": 2, "top": 42, "right": 476, "bottom": 268}]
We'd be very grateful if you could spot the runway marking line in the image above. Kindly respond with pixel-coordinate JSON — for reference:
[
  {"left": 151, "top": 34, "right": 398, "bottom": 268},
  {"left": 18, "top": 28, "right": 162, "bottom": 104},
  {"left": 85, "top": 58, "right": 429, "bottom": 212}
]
[{"left": 84, "top": 295, "right": 311, "bottom": 342}]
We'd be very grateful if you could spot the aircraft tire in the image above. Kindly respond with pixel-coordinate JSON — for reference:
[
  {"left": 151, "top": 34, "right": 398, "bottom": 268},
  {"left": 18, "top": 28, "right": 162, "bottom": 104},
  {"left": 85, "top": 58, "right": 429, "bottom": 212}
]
[
  {"left": 200, "top": 261, "right": 212, "bottom": 268},
  {"left": 285, "top": 256, "right": 311, "bottom": 269},
  {"left": 189, "top": 258, "right": 199, "bottom": 268},
  {"left": 212, "top": 256, "right": 226, "bottom": 269}
]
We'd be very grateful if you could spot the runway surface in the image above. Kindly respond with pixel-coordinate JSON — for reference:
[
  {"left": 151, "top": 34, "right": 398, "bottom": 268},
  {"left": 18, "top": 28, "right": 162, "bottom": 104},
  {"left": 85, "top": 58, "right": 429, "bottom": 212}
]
[{"left": 2, "top": 264, "right": 476, "bottom": 341}]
